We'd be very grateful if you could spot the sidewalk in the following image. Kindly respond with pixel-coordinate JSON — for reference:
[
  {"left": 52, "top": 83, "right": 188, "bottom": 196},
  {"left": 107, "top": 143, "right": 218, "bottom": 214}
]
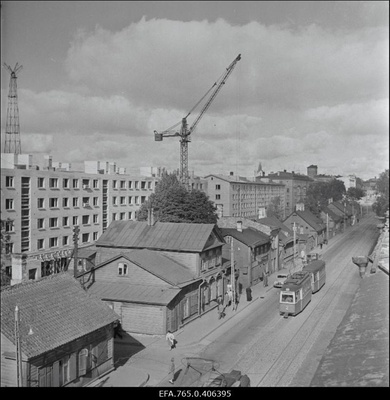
[{"left": 90, "top": 232, "right": 340, "bottom": 387}]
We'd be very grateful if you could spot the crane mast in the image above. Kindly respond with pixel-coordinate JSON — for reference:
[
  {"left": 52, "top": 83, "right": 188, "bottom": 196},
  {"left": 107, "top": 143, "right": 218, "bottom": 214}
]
[{"left": 154, "top": 54, "right": 241, "bottom": 188}]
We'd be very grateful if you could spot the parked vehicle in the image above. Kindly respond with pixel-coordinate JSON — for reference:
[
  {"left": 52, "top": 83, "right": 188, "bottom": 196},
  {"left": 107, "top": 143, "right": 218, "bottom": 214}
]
[
  {"left": 279, "top": 270, "right": 312, "bottom": 317},
  {"left": 306, "top": 253, "right": 322, "bottom": 263},
  {"left": 273, "top": 269, "right": 290, "bottom": 288},
  {"left": 176, "top": 358, "right": 250, "bottom": 387}
]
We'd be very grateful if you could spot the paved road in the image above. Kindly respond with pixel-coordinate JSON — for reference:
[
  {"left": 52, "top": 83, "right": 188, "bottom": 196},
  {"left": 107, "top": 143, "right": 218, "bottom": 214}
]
[{"left": 196, "top": 216, "right": 380, "bottom": 386}]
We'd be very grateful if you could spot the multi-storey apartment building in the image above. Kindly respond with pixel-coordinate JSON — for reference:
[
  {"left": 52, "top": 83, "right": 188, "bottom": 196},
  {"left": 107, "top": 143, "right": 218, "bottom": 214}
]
[
  {"left": 258, "top": 170, "right": 313, "bottom": 218},
  {"left": 1, "top": 154, "right": 160, "bottom": 282},
  {"left": 203, "top": 173, "right": 286, "bottom": 219}
]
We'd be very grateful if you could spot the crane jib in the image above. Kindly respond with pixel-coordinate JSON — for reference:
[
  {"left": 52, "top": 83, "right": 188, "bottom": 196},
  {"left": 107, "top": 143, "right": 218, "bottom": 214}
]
[{"left": 154, "top": 53, "right": 241, "bottom": 187}]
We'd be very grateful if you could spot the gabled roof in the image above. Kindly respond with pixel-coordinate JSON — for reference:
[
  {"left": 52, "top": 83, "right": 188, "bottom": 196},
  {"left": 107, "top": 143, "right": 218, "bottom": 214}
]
[
  {"left": 96, "top": 221, "right": 224, "bottom": 252},
  {"left": 220, "top": 227, "right": 269, "bottom": 247},
  {"left": 257, "top": 216, "right": 293, "bottom": 236},
  {"left": 330, "top": 201, "right": 353, "bottom": 216},
  {"left": 203, "top": 174, "right": 284, "bottom": 186},
  {"left": 322, "top": 206, "right": 342, "bottom": 222},
  {"left": 0, "top": 273, "right": 118, "bottom": 359},
  {"left": 287, "top": 210, "right": 326, "bottom": 233},
  {"left": 88, "top": 282, "right": 181, "bottom": 306},
  {"left": 94, "top": 249, "right": 198, "bottom": 286}
]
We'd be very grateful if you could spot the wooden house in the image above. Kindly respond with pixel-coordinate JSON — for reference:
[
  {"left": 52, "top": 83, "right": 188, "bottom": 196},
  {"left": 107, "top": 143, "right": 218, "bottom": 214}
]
[
  {"left": 0, "top": 272, "right": 119, "bottom": 387},
  {"left": 320, "top": 206, "right": 343, "bottom": 237},
  {"left": 219, "top": 221, "right": 271, "bottom": 289},
  {"left": 284, "top": 205, "right": 326, "bottom": 247},
  {"left": 81, "top": 220, "right": 227, "bottom": 334},
  {"left": 328, "top": 201, "right": 353, "bottom": 229}
]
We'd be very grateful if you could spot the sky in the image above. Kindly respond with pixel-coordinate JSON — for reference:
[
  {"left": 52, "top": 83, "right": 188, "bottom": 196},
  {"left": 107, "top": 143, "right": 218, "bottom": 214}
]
[{"left": 1, "top": 1, "right": 388, "bottom": 180}]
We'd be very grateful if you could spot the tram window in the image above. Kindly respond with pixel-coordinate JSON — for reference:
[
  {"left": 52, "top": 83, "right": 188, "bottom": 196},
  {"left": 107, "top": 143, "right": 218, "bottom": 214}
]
[
  {"left": 281, "top": 294, "right": 294, "bottom": 303},
  {"left": 295, "top": 291, "right": 300, "bottom": 300}
]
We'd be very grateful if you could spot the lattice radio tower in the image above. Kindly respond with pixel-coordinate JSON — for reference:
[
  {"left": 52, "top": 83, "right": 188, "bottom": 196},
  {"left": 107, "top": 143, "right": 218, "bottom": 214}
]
[{"left": 3, "top": 62, "right": 23, "bottom": 154}]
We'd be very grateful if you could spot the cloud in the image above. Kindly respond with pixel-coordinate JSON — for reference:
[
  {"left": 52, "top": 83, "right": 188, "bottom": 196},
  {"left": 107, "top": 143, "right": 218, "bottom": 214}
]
[{"left": 2, "top": 14, "right": 388, "bottom": 181}]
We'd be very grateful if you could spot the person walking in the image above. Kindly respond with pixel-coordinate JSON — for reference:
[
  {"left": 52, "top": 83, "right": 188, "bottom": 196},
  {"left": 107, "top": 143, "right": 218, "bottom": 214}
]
[
  {"left": 166, "top": 330, "right": 176, "bottom": 350},
  {"left": 169, "top": 357, "right": 175, "bottom": 384}
]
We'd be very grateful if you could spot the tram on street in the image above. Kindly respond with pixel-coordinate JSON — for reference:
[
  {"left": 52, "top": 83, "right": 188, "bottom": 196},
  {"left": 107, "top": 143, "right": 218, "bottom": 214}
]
[
  {"left": 279, "top": 271, "right": 312, "bottom": 317},
  {"left": 303, "top": 260, "right": 326, "bottom": 293}
]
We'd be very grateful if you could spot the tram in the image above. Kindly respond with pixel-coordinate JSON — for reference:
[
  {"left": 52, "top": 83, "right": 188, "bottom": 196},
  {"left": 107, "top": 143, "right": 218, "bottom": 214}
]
[
  {"left": 303, "top": 260, "right": 326, "bottom": 293},
  {"left": 279, "top": 270, "right": 312, "bottom": 317}
]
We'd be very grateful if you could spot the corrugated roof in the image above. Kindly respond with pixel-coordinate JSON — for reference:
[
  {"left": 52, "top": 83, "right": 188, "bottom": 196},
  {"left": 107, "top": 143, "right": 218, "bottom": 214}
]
[
  {"left": 96, "top": 221, "right": 219, "bottom": 252},
  {"left": 0, "top": 273, "right": 119, "bottom": 359},
  {"left": 87, "top": 282, "right": 181, "bottom": 305},
  {"left": 220, "top": 227, "right": 269, "bottom": 247}
]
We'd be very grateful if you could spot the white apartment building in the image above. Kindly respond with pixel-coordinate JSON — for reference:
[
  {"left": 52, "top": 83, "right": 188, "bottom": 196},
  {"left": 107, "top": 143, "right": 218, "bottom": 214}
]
[
  {"left": 203, "top": 173, "right": 286, "bottom": 219},
  {"left": 1, "top": 154, "right": 160, "bottom": 283}
]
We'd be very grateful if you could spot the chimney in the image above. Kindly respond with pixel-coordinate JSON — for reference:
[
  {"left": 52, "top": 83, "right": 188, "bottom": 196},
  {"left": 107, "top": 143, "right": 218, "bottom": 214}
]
[
  {"left": 258, "top": 206, "right": 267, "bottom": 219},
  {"left": 237, "top": 220, "right": 243, "bottom": 232},
  {"left": 147, "top": 207, "right": 155, "bottom": 226}
]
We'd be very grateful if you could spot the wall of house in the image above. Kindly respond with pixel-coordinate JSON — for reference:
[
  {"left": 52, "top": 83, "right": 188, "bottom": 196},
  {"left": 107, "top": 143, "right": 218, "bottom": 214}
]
[
  {"left": 0, "top": 333, "right": 28, "bottom": 387},
  {"left": 94, "top": 256, "right": 165, "bottom": 285},
  {"left": 120, "top": 302, "right": 164, "bottom": 334},
  {"left": 31, "top": 324, "right": 114, "bottom": 387}
]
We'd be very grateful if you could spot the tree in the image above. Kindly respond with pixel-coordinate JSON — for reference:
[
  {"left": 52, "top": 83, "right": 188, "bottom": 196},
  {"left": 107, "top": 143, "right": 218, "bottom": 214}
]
[
  {"left": 266, "top": 196, "right": 283, "bottom": 220},
  {"left": 1, "top": 219, "right": 12, "bottom": 288},
  {"left": 137, "top": 172, "right": 218, "bottom": 224},
  {"left": 372, "top": 169, "right": 389, "bottom": 217},
  {"left": 304, "top": 179, "right": 346, "bottom": 215},
  {"left": 346, "top": 187, "right": 365, "bottom": 201}
]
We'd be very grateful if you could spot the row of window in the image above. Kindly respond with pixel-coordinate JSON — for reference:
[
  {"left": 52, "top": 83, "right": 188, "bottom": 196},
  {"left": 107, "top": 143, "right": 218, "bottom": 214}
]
[
  {"left": 36, "top": 214, "right": 99, "bottom": 229},
  {"left": 4, "top": 176, "right": 156, "bottom": 191},
  {"left": 38, "top": 341, "right": 109, "bottom": 387},
  {"left": 112, "top": 211, "right": 138, "bottom": 221},
  {"left": 37, "top": 231, "right": 98, "bottom": 249},
  {"left": 4, "top": 195, "right": 147, "bottom": 210},
  {"left": 231, "top": 184, "right": 284, "bottom": 191}
]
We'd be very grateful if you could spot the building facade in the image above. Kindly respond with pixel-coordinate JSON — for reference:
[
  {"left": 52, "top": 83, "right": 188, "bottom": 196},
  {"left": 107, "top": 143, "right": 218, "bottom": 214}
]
[
  {"left": 203, "top": 173, "right": 286, "bottom": 220},
  {"left": 259, "top": 170, "right": 313, "bottom": 218},
  {"left": 88, "top": 219, "right": 230, "bottom": 334},
  {"left": 1, "top": 154, "right": 160, "bottom": 282}
]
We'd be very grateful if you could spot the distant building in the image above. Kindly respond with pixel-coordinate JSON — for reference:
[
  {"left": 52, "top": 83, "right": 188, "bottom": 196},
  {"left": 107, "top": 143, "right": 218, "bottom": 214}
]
[
  {"left": 259, "top": 170, "right": 313, "bottom": 218},
  {"left": 203, "top": 172, "right": 286, "bottom": 220}
]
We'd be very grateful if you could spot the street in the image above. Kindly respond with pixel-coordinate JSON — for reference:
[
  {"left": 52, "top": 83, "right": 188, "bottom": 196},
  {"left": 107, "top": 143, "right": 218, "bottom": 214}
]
[{"left": 195, "top": 215, "right": 380, "bottom": 386}]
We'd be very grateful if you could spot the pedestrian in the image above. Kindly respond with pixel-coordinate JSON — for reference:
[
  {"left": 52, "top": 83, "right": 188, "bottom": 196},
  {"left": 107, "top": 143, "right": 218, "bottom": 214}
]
[
  {"left": 169, "top": 357, "right": 175, "bottom": 384},
  {"left": 320, "top": 243, "right": 323, "bottom": 249},
  {"left": 246, "top": 287, "right": 252, "bottom": 301},
  {"left": 263, "top": 272, "right": 268, "bottom": 287},
  {"left": 224, "top": 291, "right": 231, "bottom": 307},
  {"left": 166, "top": 330, "right": 176, "bottom": 350}
]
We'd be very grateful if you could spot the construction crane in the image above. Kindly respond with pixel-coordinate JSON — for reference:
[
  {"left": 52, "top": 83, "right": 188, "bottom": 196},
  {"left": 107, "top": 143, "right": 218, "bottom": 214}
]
[{"left": 154, "top": 54, "right": 241, "bottom": 189}]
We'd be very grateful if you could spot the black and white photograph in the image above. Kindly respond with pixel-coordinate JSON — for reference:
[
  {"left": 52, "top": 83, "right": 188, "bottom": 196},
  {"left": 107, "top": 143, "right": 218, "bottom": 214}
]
[{"left": 1, "top": 1, "right": 388, "bottom": 389}]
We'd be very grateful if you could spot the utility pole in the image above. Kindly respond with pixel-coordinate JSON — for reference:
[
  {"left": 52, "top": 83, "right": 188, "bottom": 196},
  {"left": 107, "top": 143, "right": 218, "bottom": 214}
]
[
  {"left": 73, "top": 226, "right": 80, "bottom": 278},
  {"left": 292, "top": 222, "right": 297, "bottom": 273},
  {"left": 15, "top": 305, "right": 23, "bottom": 387},
  {"left": 230, "top": 238, "right": 236, "bottom": 310},
  {"left": 326, "top": 213, "right": 329, "bottom": 242}
]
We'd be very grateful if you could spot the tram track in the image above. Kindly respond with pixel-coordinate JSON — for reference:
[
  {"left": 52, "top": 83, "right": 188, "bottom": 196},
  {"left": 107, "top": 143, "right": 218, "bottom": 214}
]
[
  {"left": 223, "top": 217, "right": 379, "bottom": 386},
  {"left": 255, "top": 218, "right": 378, "bottom": 386}
]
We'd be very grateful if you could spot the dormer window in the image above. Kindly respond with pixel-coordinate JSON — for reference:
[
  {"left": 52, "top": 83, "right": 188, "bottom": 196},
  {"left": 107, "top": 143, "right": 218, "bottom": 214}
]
[{"left": 118, "top": 262, "right": 128, "bottom": 276}]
